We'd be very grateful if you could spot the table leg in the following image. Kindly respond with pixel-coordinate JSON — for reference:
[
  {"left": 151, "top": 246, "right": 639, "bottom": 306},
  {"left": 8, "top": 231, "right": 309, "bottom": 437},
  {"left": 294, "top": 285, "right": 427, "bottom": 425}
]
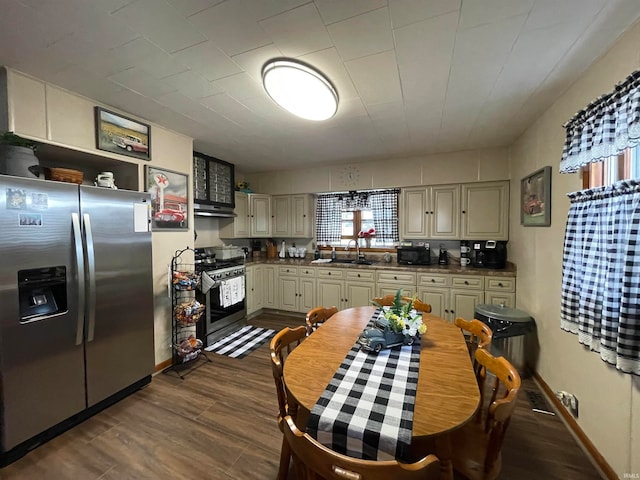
[{"left": 435, "top": 435, "right": 454, "bottom": 480}]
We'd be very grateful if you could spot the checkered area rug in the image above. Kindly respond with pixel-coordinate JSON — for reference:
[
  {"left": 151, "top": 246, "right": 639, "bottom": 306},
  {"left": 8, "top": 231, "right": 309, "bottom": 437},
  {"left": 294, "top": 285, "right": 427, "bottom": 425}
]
[
  {"left": 204, "top": 325, "right": 275, "bottom": 359},
  {"left": 306, "top": 310, "right": 421, "bottom": 461}
]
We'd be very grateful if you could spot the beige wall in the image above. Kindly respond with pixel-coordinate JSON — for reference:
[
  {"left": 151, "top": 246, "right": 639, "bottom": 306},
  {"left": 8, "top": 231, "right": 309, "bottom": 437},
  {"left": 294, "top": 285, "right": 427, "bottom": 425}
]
[
  {"left": 242, "top": 146, "right": 510, "bottom": 194},
  {"left": 508, "top": 22, "right": 640, "bottom": 477},
  {"left": 4, "top": 68, "right": 195, "bottom": 367}
]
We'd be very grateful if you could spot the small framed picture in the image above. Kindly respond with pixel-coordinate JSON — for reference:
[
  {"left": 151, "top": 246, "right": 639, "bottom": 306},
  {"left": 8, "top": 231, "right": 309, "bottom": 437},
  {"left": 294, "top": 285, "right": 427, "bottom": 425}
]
[
  {"left": 145, "top": 166, "right": 188, "bottom": 231},
  {"left": 94, "top": 107, "right": 151, "bottom": 161},
  {"left": 521, "top": 166, "right": 551, "bottom": 226}
]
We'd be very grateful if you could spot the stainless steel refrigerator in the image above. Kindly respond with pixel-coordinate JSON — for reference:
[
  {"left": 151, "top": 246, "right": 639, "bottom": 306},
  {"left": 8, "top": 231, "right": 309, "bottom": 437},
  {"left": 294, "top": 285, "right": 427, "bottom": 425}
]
[{"left": 0, "top": 174, "right": 155, "bottom": 465}]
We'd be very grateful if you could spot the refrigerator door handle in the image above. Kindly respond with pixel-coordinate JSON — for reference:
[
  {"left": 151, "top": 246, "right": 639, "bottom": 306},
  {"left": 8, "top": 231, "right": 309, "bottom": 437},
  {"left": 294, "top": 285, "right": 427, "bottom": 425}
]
[
  {"left": 71, "top": 213, "right": 85, "bottom": 346},
  {"left": 83, "top": 213, "right": 97, "bottom": 342}
]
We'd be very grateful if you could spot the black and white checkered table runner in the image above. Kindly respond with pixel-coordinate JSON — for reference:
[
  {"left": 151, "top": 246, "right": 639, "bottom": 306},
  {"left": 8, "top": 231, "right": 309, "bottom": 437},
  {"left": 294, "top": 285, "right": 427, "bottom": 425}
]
[{"left": 306, "top": 309, "right": 421, "bottom": 461}]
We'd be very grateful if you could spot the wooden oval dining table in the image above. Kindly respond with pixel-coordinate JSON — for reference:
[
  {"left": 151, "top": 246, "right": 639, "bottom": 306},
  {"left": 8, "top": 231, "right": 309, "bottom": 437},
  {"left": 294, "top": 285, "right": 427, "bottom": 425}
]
[{"left": 283, "top": 306, "right": 481, "bottom": 480}]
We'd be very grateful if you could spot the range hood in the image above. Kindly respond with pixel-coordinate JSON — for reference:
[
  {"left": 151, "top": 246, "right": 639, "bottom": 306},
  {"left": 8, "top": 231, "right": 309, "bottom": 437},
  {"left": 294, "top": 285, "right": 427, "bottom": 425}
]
[{"left": 194, "top": 202, "right": 236, "bottom": 218}]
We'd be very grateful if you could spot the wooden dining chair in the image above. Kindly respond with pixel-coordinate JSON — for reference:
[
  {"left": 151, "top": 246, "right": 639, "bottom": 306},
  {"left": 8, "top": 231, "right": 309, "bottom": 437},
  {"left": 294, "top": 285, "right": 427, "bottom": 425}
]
[
  {"left": 454, "top": 317, "right": 493, "bottom": 376},
  {"left": 449, "top": 348, "right": 521, "bottom": 480},
  {"left": 270, "top": 325, "right": 307, "bottom": 480},
  {"left": 282, "top": 415, "right": 441, "bottom": 480},
  {"left": 372, "top": 295, "right": 432, "bottom": 313},
  {"left": 305, "top": 305, "right": 338, "bottom": 335}
]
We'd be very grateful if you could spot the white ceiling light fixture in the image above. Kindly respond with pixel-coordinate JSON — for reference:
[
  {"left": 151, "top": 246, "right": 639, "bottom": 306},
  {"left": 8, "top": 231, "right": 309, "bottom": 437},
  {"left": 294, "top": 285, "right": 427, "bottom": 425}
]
[{"left": 262, "top": 59, "right": 338, "bottom": 121}]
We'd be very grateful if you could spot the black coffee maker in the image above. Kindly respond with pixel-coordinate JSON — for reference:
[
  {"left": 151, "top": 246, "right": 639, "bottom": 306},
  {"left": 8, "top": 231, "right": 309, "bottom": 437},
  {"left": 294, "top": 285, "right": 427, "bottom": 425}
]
[{"left": 471, "top": 240, "right": 507, "bottom": 269}]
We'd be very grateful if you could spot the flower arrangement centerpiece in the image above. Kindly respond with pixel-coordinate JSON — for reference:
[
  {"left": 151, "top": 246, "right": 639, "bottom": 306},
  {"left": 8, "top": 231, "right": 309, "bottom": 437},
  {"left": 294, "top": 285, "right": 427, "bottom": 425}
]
[{"left": 374, "top": 289, "right": 427, "bottom": 338}]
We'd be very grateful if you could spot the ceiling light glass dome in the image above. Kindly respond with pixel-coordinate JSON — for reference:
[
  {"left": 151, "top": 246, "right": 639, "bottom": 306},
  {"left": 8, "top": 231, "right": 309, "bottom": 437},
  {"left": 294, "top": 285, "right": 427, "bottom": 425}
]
[{"left": 262, "top": 59, "right": 338, "bottom": 121}]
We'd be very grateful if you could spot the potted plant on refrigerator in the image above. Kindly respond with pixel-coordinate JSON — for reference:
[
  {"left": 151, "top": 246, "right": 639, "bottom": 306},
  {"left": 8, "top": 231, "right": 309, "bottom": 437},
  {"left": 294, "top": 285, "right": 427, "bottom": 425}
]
[{"left": 0, "top": 131, "right": 40, "bottom": 178}]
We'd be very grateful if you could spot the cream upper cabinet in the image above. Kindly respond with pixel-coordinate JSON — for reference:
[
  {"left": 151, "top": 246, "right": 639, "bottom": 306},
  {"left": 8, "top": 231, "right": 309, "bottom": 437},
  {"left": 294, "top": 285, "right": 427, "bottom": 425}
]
[
  {"left": 400, "top": 185, "right": 460, "bottom": 240},
  {"left": 272, "top": 194, "right": 314, "bottom": 238},
  {"left": 272, "top": 195, "right": 290, "bottom": 237},
  {"left": 220, "top": 192, "right": 250, "bottom": 238},
  {"left": 249, "top": 194, "right": 272, "bottom": 238},
  {"left": 4, "top": 70, "right": 47, "bottom": 141},
  {"left": 461, "top": 181, "right": 509, "bottom": 240}
]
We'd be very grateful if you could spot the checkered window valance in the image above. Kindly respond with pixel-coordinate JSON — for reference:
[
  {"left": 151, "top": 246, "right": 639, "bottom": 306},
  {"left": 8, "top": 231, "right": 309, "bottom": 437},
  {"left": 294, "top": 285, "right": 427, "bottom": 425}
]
[
  {"left": 560, "top": 180, "right": 640, "bottom": 375},
  {"left": 315, "top": 189, "right": 399, "bottom": 244},
  {"left": 560, "top": 70, "right": 640, "bottom": 173}
]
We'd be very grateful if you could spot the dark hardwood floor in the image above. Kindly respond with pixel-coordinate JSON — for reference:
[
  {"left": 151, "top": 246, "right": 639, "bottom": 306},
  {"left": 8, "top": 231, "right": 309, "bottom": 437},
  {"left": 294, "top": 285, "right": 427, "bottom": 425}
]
[{"left": 2, "top": 312, "right": 603, "bottom": 479}]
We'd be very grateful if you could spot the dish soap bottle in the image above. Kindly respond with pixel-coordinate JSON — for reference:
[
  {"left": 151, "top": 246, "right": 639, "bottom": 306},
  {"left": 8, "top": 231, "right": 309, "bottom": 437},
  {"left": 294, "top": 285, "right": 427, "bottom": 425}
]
[
  {"left": 331, "top": 247, "right": 336, "bottom": 260},
  {"left": 314, "top": 245, "right": 320, "bottom": 260}
]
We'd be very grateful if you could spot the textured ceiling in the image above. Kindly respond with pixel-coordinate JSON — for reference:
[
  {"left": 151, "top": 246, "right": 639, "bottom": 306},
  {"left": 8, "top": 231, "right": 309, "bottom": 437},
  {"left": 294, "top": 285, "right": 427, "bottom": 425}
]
[{"left": 1, "top": 0, "right": 639, "bottom": 172}]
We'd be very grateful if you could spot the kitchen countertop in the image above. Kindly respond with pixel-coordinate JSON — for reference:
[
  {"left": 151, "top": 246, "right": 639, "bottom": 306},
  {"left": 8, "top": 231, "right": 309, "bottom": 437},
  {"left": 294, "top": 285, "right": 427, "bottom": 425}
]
[{"left": 245, "top": 257, "right": 516, "bottom": 277}]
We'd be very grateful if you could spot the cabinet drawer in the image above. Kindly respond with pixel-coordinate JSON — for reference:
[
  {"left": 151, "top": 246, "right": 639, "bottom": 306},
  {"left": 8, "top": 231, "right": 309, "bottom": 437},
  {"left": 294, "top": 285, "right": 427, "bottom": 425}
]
[
  {"left": 485, "top": 277, "right": 515, "bottom": 292},
  {"left": 299, "top": 267, "right": 316, "bottom": 277},
  {"left": 451, "top": 276, "right": 484, "bottom": 290},
  {"left": 279, "top": 266, "right": 298, "bottom": 276},
  {"left": 376, "top": 271, "right": 417, "bottom": 284},
  {"left": 417, "top": 273, "right": 451, "bottom": 287},
  {"left": 346, "top": 270, "right": 375, "bottom": 282},
  {"left": 485, "top": 291, "right": 515, "bottom": 308},
  {"left": 317, "top": 268, "right": 344, "bottom": 279}
]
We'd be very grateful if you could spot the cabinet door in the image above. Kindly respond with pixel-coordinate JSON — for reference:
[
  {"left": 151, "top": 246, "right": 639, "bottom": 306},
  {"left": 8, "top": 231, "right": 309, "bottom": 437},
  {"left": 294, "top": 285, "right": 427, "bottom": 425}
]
[
  {"left": 252, "top": 265, "right": 264, "bottom": 313},
  {"left": 246, "top": 266, "right": 256, "bottom": 315},
  {"left": 417, "top": 287, "right": 449, "bottom": 320},
  {"left": 345, "top": 282, "right": 376, "bottom": 309},
  {"left": 278, "top": 276, "right": 298, "bottom": 312},
  {"left": 291, "top": 194, "right": 312, "bottom": 238},
  {"left": 485, "top": 291, "right": 515, "bottom": 308},
  {"left": 449, "top": 289, "right": 484, "bottom": 321},
  {"left": 250, "top": 194, "right": 272, "bottom": 237},
  {"left": 263, "top": 265, "right": 278, "bottom": 309},
  {"left": 461, "top": 181, "right": 509, "bottom": 240},
  {"left": 234, "top": 192, "right": 250, "bottom": 237},
  {"left": 272, "top": 195, "right": 290, "bottom": 237},
  {"left": 401, "top": 187, "right": 428, "bottom": 238},
  {"left": 7, "top": 70, "right": 47, "bottom": 140},
  {"left": 430, "top": 184, "right": 460, "bottom": 239},
  {"left": 299, "top": 277, "right": 317, "bottom": 313},
  {"left": 317, "top": 279, "right": 344, "bottom": 309}
]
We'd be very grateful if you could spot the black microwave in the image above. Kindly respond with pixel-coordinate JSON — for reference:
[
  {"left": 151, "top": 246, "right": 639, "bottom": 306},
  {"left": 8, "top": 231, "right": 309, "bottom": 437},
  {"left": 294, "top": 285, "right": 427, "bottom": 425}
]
[{"left": 397, "top": 245, "right": 431, "bottom": 265}]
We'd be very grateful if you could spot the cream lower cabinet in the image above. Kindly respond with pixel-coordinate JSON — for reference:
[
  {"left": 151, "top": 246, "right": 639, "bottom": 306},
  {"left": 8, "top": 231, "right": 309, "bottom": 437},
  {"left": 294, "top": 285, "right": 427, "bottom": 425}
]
[
  {"left": 484, "top": 276, "right": 516, "bottom": 307},
  {"left": 376, "top": 270, "right": 416, "bottom": 297},
  {"left": 316, "top": 268, "right": 345, "bottom": 309},
  {"left": 317, "top": 268, "right": 377, "bottom": 309},
  {"left": 416, "top": 273, "right": 450, "bottom": 319},
  {"left": 246, "top": 264, "right": 264, "bottom": 316},
  {"left": 417, "top": 274, "right": 484, "bottom": 322},
  {"left": 278, "top": 266, "right": 316, "bottom": 312},
  {"left": 262, "top": 264, "right": 279, "bottom": 309},
  {"left": 345, "top": 270, "right": 376, "bottom": 308}
]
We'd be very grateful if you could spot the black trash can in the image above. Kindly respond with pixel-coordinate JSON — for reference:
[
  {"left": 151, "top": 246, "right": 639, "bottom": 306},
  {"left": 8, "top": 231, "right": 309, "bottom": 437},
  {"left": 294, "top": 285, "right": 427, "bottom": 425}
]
[{"left": 474, "top": 304, "right": 535, "bottom": 377}]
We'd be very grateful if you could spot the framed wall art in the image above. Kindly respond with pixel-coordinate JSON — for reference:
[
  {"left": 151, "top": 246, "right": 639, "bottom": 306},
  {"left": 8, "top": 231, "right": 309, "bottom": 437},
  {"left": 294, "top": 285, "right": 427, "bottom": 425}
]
[
  {"left": 521, "top": 166, "right": 551, "bottom": 226},
  {"left": 95, "top": 107, "right": 151, "bottom": 161},
  {"left": 145, "top": 166, "right": 188, "bottom": 231}
]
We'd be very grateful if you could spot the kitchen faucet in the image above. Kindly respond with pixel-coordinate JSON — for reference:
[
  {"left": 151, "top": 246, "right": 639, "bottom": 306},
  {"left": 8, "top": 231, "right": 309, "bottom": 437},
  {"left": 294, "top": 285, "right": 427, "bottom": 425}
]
[{"left": 345, "top": 239, "right": 362, "bottom": 260}]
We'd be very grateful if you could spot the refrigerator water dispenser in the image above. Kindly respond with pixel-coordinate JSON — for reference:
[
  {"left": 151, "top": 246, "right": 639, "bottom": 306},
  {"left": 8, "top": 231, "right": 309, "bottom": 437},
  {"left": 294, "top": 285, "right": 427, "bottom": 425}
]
[{"left": 18, "top": 267, "right": 67, "bottom": 321}]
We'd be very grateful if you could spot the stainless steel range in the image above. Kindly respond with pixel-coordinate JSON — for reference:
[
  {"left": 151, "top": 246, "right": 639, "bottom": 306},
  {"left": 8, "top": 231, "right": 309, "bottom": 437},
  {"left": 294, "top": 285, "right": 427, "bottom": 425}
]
[{"left": 194, "top": 247, "right": 247, "bottom": 346}]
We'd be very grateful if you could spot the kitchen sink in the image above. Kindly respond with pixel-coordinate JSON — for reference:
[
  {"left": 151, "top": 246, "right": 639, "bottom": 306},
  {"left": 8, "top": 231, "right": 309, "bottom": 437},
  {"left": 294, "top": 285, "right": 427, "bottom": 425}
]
[{"left": 330, "top": 259, "right": 377, "bottom": 265}]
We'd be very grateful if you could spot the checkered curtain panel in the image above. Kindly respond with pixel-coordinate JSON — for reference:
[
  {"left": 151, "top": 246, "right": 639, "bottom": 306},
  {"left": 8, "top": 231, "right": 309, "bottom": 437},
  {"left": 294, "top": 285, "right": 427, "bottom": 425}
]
[
  {"left": 370, "top": 189, "right": 400, "bottom": 243},
  {"left": 316, "top": 194, "right": 342, "bottom": 243},
  {"left": 561, "top": 180, "right": 640, "bottom": 375},
  {"left": 560, "top": 70, "right": 640, "bottom": 173}
]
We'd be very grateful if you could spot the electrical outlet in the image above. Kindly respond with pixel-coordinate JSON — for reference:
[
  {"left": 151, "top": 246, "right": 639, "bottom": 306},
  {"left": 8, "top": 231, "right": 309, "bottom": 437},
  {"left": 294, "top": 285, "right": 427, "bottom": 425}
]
[{"left": 556, "top": 391, "right": 579, "bottom": 417}]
